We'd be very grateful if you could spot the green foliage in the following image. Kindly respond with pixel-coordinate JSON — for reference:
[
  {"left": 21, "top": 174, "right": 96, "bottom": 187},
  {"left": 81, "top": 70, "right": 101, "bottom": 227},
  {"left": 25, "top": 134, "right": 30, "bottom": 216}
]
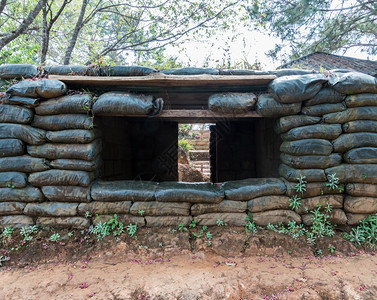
[
  {"left": 189, "top": 219, "right": 198, "bottom": 228},
  {"left": 216, "top": 218, "right": 225, "bottom": 226},
  {"left": 178, "top": 223, "right": 188, "bottom": 232},
  {"left": 343, "top": 214, "right": 377, "bottom": 247},
  {"left": 295, "top": 175, "right": 307, "bottom": 195},
  {"left": 289, "top": 195, "right": 302, "bottom": 211},
  {"left": 49, "top": 233, "right": 61, "bottom": 242},
  {"left": 178, "top": 139, "right": 193, "bottom": 153},
  {"left": 326, "top": 173, "right": 339, "bottom": 191},
  {"left": 127, "top": 223, "right": 138, "bottom": 239}
]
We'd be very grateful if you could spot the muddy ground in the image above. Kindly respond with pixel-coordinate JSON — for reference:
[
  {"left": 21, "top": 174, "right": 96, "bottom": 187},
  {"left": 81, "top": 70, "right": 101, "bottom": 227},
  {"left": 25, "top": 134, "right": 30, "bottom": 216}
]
[{"left": 0, "top": 227, "right": 376, "bottom": 299}]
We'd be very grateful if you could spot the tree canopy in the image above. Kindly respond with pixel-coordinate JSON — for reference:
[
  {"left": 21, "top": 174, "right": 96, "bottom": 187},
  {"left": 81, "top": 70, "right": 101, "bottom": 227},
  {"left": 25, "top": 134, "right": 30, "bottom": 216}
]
[
  {"left": 248, "top": 0, "right": 377, "bottom": 62},
  {"left": 0, "top": 0, "right": 251, "bottom": 66}
]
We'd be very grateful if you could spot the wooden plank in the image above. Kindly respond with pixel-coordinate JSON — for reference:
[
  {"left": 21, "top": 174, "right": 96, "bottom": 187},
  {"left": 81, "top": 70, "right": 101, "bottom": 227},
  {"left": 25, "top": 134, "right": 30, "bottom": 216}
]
[{"left": 49, "top": 74, "right": 276, "bottom": 87}]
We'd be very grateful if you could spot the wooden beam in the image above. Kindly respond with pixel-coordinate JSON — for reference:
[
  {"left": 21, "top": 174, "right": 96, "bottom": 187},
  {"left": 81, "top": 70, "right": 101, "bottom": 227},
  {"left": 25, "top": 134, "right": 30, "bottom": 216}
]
[{"left": 49, "top": 74, "right": 276, "bottom": 87}]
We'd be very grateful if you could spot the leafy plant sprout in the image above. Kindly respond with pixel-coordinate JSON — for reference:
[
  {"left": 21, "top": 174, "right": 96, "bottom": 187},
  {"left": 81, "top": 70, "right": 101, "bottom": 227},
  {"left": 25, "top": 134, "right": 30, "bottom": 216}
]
[
  {"left": 49, "top": 233, "right": 61, "bottom": 242},
  {"left": 138, "top": 209, "right": 145, "bottom": 216},
  {"left": 289, "top": 195, "right": 302, "bottom": 210},
  {"left": 326, "top": 173, "right": 339, "bottom": 190},
  {"left": 295, "top": 175, "right": 307, "bottom": 194},
  {"left": 85, "top": 211, "right": 92, "bottom": 218},
  {"left": 216, "top": 218, "right": 224, "bottom": 226},
  {"left": 127, "top": 224, "right": 137, "bottom": 239}
]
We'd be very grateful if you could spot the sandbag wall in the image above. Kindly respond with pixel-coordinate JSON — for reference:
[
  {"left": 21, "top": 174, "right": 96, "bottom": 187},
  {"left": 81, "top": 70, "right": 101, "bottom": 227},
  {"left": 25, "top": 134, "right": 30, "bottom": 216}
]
[{"left": 0, "top": 78, "right": 102, "bottom": 228}]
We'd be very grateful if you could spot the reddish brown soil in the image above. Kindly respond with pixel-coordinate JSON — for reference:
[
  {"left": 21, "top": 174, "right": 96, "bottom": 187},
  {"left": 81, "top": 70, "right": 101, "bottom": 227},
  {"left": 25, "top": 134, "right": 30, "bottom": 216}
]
[{"left": 1, "top": 227, "right": 376, "bottom": 299}]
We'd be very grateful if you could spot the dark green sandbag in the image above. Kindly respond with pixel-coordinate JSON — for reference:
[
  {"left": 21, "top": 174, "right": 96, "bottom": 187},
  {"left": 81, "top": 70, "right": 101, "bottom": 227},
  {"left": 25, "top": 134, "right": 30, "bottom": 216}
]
[
  {"left": 2, "top": 96, "right": 39, "bottom": 108},
  {"left": 191, "top": 200, "right": 247, "bottom": 215},
  {"left": 323, "top": 107, "right": 377, "bottom": 123},
  {"left": 301, "top": 102, "right": 346, "bottom": 117},
  {"left": 222, "top": 178, "right": 286, "bottom": 201},
  {"left": 333, "top": 133, "right": 377, "bottom": 152},
  {"left": 280, "top": 153, "right": 342, "bottom": 169},
  {"left": 328, "top": 72, "right": 377, "bottom": 95},
  {"left": 130, "top": 202, "right": 190, "bottom": 216},
  {"left": 0, "top": 104, "right": 33, "bottom": 124},
  {"left": 252, "top": 210, "right": 301, "bottom": 226},
  {"left": 101, "top": 65, "right": 156, "bottom": 76},
  {"left": 274, "top": 115, "right": 321, "bottom": 134},
  {"left": 0, "top": 123, "right": 46, "bottom": 145},
  {"left": 208, "top": 92, "right": 257, "bottom": 113},
  {"left": 345, "top": 93, "right": 377, "bottom": 108},
  {"left": 0, "top": 139, "right": 24, "bottom": 157},
  {"left": 304, "top": 87, "right": 345, "bottom": 106},
  {"left": 279, "top": 164, "right": 326, "bottom": 182},
  {"left": 79, "top": 201, "right": 132, "bottom": 215},
  {"left": 46, "top": 129, "right": 101, "bottom": 143},
  {"left": 0, "top": 186, "right": 44, "bottom": 202},
  {"left": 344, "top": 196, "right": 377, "bottom": 214},
  {"left": 0, "top": 155, "right": 49, "bottom": 172},
  {"left": 50, "top": 156, "right": 102, "bottom": 171},
  {"left": 93, "top": 92, "right": 163, "bottom": 116},
  {"left": 91, "top": 180, "right": 158, "bottom": 201},
  {"left": 344, "top": 147, "right": 377, "bottom": 164},
  {"left": 32, "top": 114, "right": 92, "bottom": 130},
  {"left": 35, "top": 94, "right": 92, "bottom": 115},
  {"left": 269, "top": 69, "right": 314, "bottom": 77},
  {"left": 44, "top": 65, "right": 88, "bottom": 75},
  {"left": 295, "top": 195, "right": 344, "bottom": 214},
  {"left": 281, "top": 124, "right": 342, "bottom": 141},
  {"left": 161, "top": 67, "right": 218, "bottom": 75},
  {"left": 0, "top": 172, "right": 27, "bottom": 188},
  {"left": 325, "top": 164, "right": 377, "bottom": 183},
  {"left": 6, "top": 79, "right": 67, "bottom": 98},
  {"left": 0, "top": 64, "right": 37, "bottom": 79},
  {"left": 256, "top": 94, "right": 301, "bottom": 117},
  {"left": 27, "top": 139, "right": 102, "bottom": 161},
  {"left": 284, "top": 180, "right": 344, "bottom": 198},
  {"left": 269, "top": 73, "right": 327, "bottom": 104},
  {"left": 0, "top": 202, "right": 25, "bottom": 215},
  {"left": 36, "top": 217, "right": 90, "bottom": 229},
  {"left": 24, "top": 202, "right": 78, "bottom": 217},
  {"left": 41, "top": 186, "right": 91, "bottom": 202},
  {"left": 155, "top": 182, "right": 224, "bottom": 203},
  {"left": 248, "top": 195, "right": 290, "bottom": 213},
  {"left": 29, "top": 170, "right": 96, "bottom": 187},
  {"left": 280, "top": 139, "right": 333, "bottom": 156},
  {"left": 346, "top": 183, "right": 377, "bottom": 197},
  {"left": 342, "top": 120, "right": 377, "bottom": 133}
]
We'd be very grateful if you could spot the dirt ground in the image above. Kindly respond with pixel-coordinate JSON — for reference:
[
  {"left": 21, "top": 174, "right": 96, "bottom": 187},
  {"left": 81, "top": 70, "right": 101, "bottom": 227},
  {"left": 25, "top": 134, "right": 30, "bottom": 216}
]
[{"left": 1, "top": 227, "right": 377, "bottom": 299}]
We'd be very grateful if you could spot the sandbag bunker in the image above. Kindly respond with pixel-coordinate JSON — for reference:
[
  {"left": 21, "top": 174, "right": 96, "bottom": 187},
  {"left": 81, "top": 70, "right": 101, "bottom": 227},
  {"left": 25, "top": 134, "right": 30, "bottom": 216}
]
[{"left": 0, "top": 64, "right": 377, "bottom": 229}]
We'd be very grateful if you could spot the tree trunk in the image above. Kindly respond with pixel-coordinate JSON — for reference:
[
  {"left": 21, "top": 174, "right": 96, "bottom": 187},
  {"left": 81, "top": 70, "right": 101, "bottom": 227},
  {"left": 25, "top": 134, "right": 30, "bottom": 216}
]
[
  {"left": 41, "top": 3, "right": 48, "bottom": 64},
  {"left": 0, "top": 0, "right": 45, "bottom": 51},
  {"left": 0, "top": 0, "right": 6, "bottom": 16},
  {"left": 63, "top": 0, "right": 88, "bottom": 65}
]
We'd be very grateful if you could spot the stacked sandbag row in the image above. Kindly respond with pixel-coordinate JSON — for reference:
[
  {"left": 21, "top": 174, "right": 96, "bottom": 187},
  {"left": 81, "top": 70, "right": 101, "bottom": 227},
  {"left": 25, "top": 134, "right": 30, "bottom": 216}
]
[{"left": 0, "top": 78, "right": 101, "bottom": 228}]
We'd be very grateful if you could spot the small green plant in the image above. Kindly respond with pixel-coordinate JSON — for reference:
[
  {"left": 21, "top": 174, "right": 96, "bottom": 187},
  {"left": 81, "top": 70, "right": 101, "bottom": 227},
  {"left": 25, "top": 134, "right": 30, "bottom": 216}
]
[
  {"left": 328, "top": 244, "right": 336, "bottom": 253},
  {"left": 127, "top": 224, "right": 138, "bottom": 239},
  {"left": 178, "top": 139, "right": 193, "bottom": 153},
  {"left": 138, "top": 210, "right": 145, "bottom": 216},
  {"left": 106, "top": 214, "right": 124, "bottom": 236},
  {"left": 7, "top": 182, "right": 15, "bottom": 189},
  {"left": 216, "top": 218, "right": 225, "bottom": 226},
  {"left": 206, "top": 231, "right": 213, "bottom": 246},
  {"left": 324, "top": 203, "right": 333, "bottom": 213},
  {"left": 326, "top": 173, "right": 339, "bottom": 190},
  {"left": 178, "top": 223, "right": 188, "bottom": 232},
  {"left": 295, "top": 175, "right": 307, "bottom": 194},
  {"left": 189, "top": 219, "right": 197, "bottom": 228},
  {"left": 245, "top": 213, "right": 257, "bottom": 234},
  {"left": 289, "top": 195, "right": 302, "bottom": 210},
  {"left": 343, "top": 214, "right": 377, "bottom": 247},
  {"left": 85, "top": 211, "right": 92, "bottom": 218},
  {"left": 49, "top": 233, "right": 61, "bottom": 242}
]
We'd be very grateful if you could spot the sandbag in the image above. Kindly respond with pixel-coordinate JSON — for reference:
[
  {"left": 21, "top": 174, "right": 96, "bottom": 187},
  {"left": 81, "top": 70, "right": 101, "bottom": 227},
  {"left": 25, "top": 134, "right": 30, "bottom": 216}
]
[
  {"left": 45, "top": 65, "right": 88, "bottom": 75},
  {"left": 343, "top": 120, "right": 377, "bottom": 133},
  {"left": 0, "top": 202, "right": 25, "bottom": 215},
  {"left": 0, "top": 155, "right": 49, "bottom": 172},
  {"left": 93, "top": 92, "right": 163, "bottom": 116},
  {"left": 0, "top": 64, "right": 38, "bottom": 79},
  {"left": 333, "top": 133, "right": 377, "bottom": 152},
  {"left": 191, "top": 200, "right": 246, "bottom": 215},
  {"left": 301, "top": 102, "right": 346, "bottom": 117},
  {"left": 302, "top": 209, "right": 346, "bottom": 226},
  {"left": 344, "top": 196, "right": 377, "bottom": 214},
  {"left": 41, "top": 186, "right": 91, "bottom": 202},
  {"left": 281, "top": 124, "right": 342, "bottom": 141},
  {"left": 252, "top": 210, "right": 301, "bottom": 226},
  {"left": 32, "top": 114, "right": 92, "bottom": 130},
  {"left": 146, "top": 216, "right": 191, "bottom": 227},
  {"left": 27, "top": 139, "right": 102, "bottom": 161},
  {"left": 0, "top": 186, "right": 44, "bottom": 202},
  {"left": 130, "top": 202, "right": 190, "bottom": 216},
  {"left": 36, "top": 217, "right": 90, "bottom": 229},
  {"left": 161, "top": 67, "right": 219, "bottom": 75},
  {"left": 2, "top": 96, "right": 39, "bottom": 108},
  {"left": 256, "top": 94, "right": 301, "bottom": 117},
  {"left": 280, "top": 139, "right": 333, "bottom": 156},
  {"left": 50, "top": 156, "right": 101, "bottom": 171},
  {"left": 284, "top": 180, "right": 344, "bottom": 198},
  {"left": 222, "top": 178, "right": 286, "bottom": 201},
  {"left": 248, "top": 195, "right": 290, "bottom": 213},
  {"left": 208, "top": 93, "right": 256, "bottom": 113},
  {"left": 78, "top": 201, "right": 132, "bottom": 216},
  {"left": 345, "top": 93, "right": 377, "bottom": 108},
  {"left": 329, "top": 72, "right": 377, "bottom": 95},
  {"left": 0, "top": 104, "right": 33, "bottom": 124},
  {"left": 93, "top": 214, "right": 145, "bottom": 227},
  {"left": 269, "top": 73, "right": 327, "bottom": 104},
  {"left": 0, "top": 123, "right": 46, "bottom": 145},
  {"left": 274, "top": 115, "right": 321, "bottom": 134},
  {"left": 221, "top": 69, "right": 269, "bottom": 75},
  {"left": 344, "top": 147, "right": 377, "bottom": 164},
  {"left": 325, "top": 164, "right": 377, "bottom": 183},
  {"left": 346, "top": 183, "right": 377, "bottom": 197},
  {"left": 280, "top": 153, "right": 342, "bottom": 169},
  {"left": 279, "top": 164, "right": 326, "bottom": 182},
  {"left": 0, "top": 139, "right": 24, "bottom": 157},
  {"left": 101, "top": 65, "right": 156, "bottom": 76},
  {"left": 156, "top": 182, "right": 224, "bottom": 203},
  {"left": 323, "top": 106, "right": 377, "bottom": 123},
  {"left": 35, "top": 94, "right": 92, "bottom": 115},
  {"left": 91, "top": 180, "right": 158, "bottom": 201},
  {"left": 24, "top": 202, "right": 78, "bottom": 217},
  {"left": 0, "top": 172, "right": 27, "bottom": 188},
  {"left": 0, "top": 215, "right": 34, "bottom": 228},
  {"left": 6, "top": 79, "right": 67, "bottom": 98},
  {"left": 46, "top": 129, "right": 101, "bottom": 143},
  {"left": 295, "top": 195, "right": 344, "bottom": 214},
  {"left": 196, "top": 212, "right": 248, "bottom": 226},
  {"left": 304, "top": 87, "right": 345, "bottom": 106},
  {"left": 29, "top": 170, "right": 96, "bottom": 187},
  {"left": 346, "top": 213, "right": 372, "bottom": 225},
  {"left": 270, "top": 69, "right": 315, "bottom": 77}
]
